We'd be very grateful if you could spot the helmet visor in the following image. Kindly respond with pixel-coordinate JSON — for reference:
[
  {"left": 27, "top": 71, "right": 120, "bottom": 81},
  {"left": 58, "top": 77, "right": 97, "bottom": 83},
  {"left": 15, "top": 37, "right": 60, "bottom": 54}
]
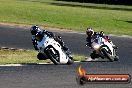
[
  {"left": 35, "top": 34, "right": 41, "bottom": 41},
  {"left": 87, "top": 31, "right": 93, "bottom": 36}
]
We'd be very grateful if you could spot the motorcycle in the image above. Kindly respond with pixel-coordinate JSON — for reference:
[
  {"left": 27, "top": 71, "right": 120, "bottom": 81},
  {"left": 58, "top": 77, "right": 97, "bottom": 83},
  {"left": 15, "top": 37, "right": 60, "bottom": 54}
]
[
  {"left": 89, "top": 35, "right": 119, "bottom": 62},
  {"left": 36, "top": 33, "right": 73, "bottom": 65}
]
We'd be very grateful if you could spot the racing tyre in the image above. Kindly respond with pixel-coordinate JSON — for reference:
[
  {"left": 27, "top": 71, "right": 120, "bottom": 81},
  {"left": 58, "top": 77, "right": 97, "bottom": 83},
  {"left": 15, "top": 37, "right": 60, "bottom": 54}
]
[
  {"left": 101, "top": 48, "right": 114, "bottom": 62},
  {"left": 46, "top": 47, "right": 60, "bottom": 65}
]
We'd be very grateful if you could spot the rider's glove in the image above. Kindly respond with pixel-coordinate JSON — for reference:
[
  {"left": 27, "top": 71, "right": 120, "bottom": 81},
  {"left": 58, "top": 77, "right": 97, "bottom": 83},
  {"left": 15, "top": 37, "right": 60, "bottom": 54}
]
[
  {"left": 100, "top": 31, "right": 104, "bottom": 35},
  {"left": 85, "top": 43, "right": 88, "bottom": 46},
  {"left": 86, "top": 43, "right": 91, "bottom": 47}
]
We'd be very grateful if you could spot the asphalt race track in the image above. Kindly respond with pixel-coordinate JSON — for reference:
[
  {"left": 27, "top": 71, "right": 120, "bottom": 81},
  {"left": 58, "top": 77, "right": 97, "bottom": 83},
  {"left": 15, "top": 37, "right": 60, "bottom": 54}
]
[{"left": 0, "top": 25, "right": 132, "bottom": 88}]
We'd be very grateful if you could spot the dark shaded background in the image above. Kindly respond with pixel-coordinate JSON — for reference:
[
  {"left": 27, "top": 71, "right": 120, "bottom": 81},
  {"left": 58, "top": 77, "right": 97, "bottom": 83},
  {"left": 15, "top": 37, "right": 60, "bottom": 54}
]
[{"left": 57, "top": 0, "right": 132, "bottom": 5}]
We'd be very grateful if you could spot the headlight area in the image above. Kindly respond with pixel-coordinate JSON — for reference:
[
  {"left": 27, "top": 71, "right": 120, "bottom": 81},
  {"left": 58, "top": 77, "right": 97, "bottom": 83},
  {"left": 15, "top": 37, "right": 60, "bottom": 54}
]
[{"left": 93, "top": 44, "right": 100, "bottom": 50}]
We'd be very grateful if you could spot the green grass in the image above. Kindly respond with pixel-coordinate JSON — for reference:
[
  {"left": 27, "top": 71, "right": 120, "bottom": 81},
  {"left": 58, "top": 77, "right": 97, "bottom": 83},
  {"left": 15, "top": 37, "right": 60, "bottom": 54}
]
[
  {"left": 0, "top": 49, "right": 86, "bottom": 64},
  {"left": 0, "top": 0, "right": 132, "bottom": 35},
  {"left": 0, "top": 49, "right": 50, "bottom": 64},
  {"left": 73, "top": 54, "right": 86, "bottom": 61}
]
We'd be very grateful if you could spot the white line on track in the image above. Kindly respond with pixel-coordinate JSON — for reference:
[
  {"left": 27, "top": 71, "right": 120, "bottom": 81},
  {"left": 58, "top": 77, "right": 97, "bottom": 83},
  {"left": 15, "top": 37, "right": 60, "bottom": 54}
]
[
  {"left": 0, "top": 63, "right": 53, "bottom": 66},
  {"left": 0, "top": 58, "right": 110, "bottom": 66},
  {"left": 0, "top": 64, "right": 24, "bottom": 67}
]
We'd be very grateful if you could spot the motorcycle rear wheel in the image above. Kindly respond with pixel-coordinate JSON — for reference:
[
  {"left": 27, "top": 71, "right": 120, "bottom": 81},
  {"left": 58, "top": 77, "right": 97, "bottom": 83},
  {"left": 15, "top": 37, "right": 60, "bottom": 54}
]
[{"left": 67, "top": 56, "right": 74, "bottom": 65}]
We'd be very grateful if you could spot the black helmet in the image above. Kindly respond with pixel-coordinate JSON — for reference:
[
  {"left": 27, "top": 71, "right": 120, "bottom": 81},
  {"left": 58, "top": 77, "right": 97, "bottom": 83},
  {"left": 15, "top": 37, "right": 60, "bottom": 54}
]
[
  {"left": 100, "top": 31, "right": 104, "bottom": 36},
  {"left": 86, "top": 27, "right": 94, "bottom": 36},
  {"left": 35, "top": 32, "right": 43, "bottom": 41},
  {"left": 30, "top": 25, "right": 41, "bottom": 35}
]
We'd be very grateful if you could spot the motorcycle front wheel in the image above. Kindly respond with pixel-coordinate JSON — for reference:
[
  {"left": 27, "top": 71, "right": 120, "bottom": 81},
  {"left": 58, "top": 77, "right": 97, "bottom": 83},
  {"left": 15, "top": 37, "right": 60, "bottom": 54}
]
[
  {"left": 101, "top": 48, "right": 114, "bottom": 62},
  {"left": 46, "top": 47, "right": 60, "bottom": 65}
]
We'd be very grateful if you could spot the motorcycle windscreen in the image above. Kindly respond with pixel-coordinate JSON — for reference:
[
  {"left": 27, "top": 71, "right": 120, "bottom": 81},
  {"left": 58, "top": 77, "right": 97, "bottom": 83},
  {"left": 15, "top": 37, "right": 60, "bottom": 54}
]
[{"left": 37, "top": 35, "right": 50, "bottom": 49}]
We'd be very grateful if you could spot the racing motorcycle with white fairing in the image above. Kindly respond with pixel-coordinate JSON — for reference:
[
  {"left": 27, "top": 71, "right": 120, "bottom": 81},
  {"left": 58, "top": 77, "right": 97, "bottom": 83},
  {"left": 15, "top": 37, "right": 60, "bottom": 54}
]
[
  {"left": 36, "top": 33, "right": 73, "bottom": 65},
  {"left": 90, "top": 35, "right": 119, "bottom": 61}
]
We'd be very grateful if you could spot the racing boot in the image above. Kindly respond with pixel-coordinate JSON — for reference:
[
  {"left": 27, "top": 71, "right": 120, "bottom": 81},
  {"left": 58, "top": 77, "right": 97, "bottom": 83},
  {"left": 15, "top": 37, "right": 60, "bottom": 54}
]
[
  {"left": 114, "top": 55, "right": 119, "bottom": 61},
  {"left": 90, "top": 51, "right": 99, "bottom": 59},
  {"left": 63, "top": 45, "right": 69, "bottom": 51},
  {"left": 37, "top": 53, "right": 48, "bottom": 60},
  {"left": 63, "top": 46, "right": 73, "bottom": 60}
]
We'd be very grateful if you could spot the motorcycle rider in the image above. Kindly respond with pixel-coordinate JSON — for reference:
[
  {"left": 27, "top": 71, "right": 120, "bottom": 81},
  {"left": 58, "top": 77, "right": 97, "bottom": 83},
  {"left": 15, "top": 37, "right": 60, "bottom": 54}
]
[
  {"left": 86, "top": 27, "right": 117, "bottom": 59},
  {"left": 86, "top": 27, "right": 117, "bottom": 49},
  {"left": 30, "top": 25, "right": 70, "bottom": 59},
  {"left": 31, "top": 25, "right": 53, "bottom": 50}
]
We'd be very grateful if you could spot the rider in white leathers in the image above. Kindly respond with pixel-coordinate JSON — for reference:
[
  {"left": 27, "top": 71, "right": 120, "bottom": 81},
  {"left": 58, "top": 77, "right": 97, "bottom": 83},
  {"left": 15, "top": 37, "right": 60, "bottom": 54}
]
[{"left": 30, "top": 25, "right": 70, "bottom": 60}]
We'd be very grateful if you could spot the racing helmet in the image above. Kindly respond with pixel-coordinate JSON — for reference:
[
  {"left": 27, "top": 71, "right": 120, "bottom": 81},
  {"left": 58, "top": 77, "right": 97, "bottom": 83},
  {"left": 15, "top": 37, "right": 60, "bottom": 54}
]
[
  {"left": 100, "top": 31, "right": 104, "bottom": 36},
  {"left": 86, "top": 27, "right": 94, "bottom": 36},
  {"left": 30, "top": 25, "right": 41, "bottom": 35}
]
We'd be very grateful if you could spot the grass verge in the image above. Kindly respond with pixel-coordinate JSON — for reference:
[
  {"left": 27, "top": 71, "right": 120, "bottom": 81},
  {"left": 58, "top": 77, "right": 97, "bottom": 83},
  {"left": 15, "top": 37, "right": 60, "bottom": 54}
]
[
  {"left": 0, "top": 49, "right": 86, "bottom": 65},
  {"left": 0, "top": 0, "right": 132, "bottom": 35}
]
